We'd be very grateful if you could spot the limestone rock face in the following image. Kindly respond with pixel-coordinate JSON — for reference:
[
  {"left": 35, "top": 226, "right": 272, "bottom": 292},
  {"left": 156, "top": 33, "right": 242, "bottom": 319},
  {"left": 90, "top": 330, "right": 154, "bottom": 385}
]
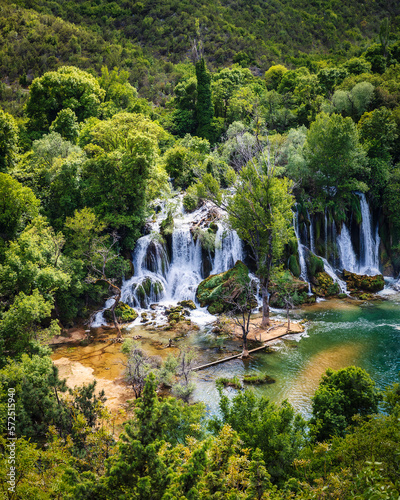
[
  {"left": 311, "top": 272, "right": 340, "bottom": 297},
  {"left": 196, "top": 260, "right": 255, "bottom": 314},
  {"left": 343, "top": 270, "right": 384, "bottom": 293},
  {"left": 104, "top": 301, "right": 138, "bottom": 323}
]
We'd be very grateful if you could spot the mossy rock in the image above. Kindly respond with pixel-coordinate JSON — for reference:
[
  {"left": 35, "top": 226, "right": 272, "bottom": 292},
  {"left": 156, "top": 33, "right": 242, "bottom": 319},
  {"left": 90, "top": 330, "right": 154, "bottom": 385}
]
[
  {"left": 306, "top": 251, "right": 324, "bottom": 278},
  {"left": 289, "top": 254, "right": 301, "bottom": 278},
  {"left": 196, "top": 260, "right": 256, "bottom": 315},
  {"left": 269, "top": 273, "right": 309, "bottom": 308},
  {"left": 178, "top": 300, "right": 197, "bottom": 310},
  {"left": 104, "top": 301, "right": 138, "bottom": 324},
  {"left": 166, "top": 306, "right": 186, "bottom": 324},
  {"left": 343, "top": 270, "right": 384, "bottom": 293},
  {"left": 160, "top": 210, "right": 174, "bottom": 237},
  {"left": 243, "top": 373, "right": 275, "bottom": 385},
  {"left": 311, "top": 272, "right": 340, "bottom": 297}
]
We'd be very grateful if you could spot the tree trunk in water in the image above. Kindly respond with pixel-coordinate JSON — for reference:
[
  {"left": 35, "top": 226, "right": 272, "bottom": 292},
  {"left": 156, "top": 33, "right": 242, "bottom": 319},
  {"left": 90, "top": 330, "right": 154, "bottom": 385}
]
[
  {"left": 261, "top": 281, "right": 270, "bottom": 328},
  {"left": 241, "top": 333, "right": 249, "bottom": 358},
  {"left": 286, "top": 303, "right": 290, "bottom": 332},
  {"left": 110, "top": 291, "right": 122, "bottom": 339}
]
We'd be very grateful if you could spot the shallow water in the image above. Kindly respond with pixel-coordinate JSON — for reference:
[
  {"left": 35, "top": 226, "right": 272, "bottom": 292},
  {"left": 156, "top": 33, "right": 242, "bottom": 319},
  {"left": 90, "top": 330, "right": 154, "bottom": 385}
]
[
  {"left": 52, "top": 295, "right": 400, "bottom": 419},
  {"left": 192, "top": 296, "right": 400, "bottom": 417}
]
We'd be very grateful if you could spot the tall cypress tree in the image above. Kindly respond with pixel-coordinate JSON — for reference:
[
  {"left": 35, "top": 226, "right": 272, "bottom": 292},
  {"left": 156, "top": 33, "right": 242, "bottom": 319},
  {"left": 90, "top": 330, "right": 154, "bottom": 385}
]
[{"left": 195, "top": 57, "right": 214, "bottom": 141}]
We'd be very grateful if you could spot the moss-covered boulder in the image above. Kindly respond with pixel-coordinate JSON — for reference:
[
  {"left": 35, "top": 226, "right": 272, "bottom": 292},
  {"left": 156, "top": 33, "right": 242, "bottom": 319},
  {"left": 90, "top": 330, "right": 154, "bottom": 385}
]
[
  {"left": 288, "top": 254, "right": 301, "bottom": 278},
  {"left": 104, "top": 301, "right": 138, "bottom": 324},
  {"left": 311, "top": 272, "right": 340, "bottom": 297},
  {"left": 343, "top": 270, "right": 384, "bottom": 293},
  {"left": 132, "top": 278, "right": 164, "bottom": 308},
  {"left": 178, "top": 300, "right": 197, "bottom": 310},
  {"left": 305, "top": 251, "right": 324, "bottom": 278},
  {"left": 196, "top": 260, "right": 256, "bottom": 314},
  {"left": 269, "top": 274, "right": 309, "bottom": 307}
]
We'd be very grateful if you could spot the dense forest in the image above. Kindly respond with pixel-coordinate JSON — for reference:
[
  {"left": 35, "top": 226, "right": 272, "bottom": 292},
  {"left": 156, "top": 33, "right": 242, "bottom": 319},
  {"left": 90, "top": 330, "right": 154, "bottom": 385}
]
[{"left": 1, "top": 0, "right": 400, "bottom": 497}]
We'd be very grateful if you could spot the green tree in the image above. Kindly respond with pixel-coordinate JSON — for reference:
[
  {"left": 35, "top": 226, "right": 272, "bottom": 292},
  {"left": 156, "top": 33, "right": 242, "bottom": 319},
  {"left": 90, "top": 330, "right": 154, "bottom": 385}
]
[
  {"left": 264, "top": 64, "right": 288, "bottom": 90},
  {"left": 49, "top": 108, "right": 80, "bottom": 143},
  {"left": 26, "top": 66, "right": 105, "bottom": 132},
  {"left": 303, "top": 112, "right": 367, "bottom": 199},
  {"left": 0, "top": 353, "right": 67, "bottom": 438},
  {"left": 358, "top": 107, "right": 398, "bottom": 160},
  {"left": 201, "top": 135, "right": 295, "bottom": 327},
  {"left": 195, "top": 58, "right": 214, "bottom": 141},
  {"left": 210, "top": 389, "right": 306, "bottom": 485},
  {"left": 0, "top": 290, "right": 56, "bottom": 365},
  {"left": 331, "top": 81, "right": 374, "bottom": 120},
  {"left": 0, "top": 108, "right": 19, "bottom": 172},
  {"left": 0, "top": 173, "right": 40, "bottom": 241},
  {"left": 310, "top": 366, "right": 381, "bottom": 442}
]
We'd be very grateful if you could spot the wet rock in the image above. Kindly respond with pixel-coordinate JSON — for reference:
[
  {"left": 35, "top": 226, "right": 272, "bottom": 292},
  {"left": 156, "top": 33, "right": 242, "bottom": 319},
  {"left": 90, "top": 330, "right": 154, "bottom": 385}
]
[
  {"left": 178, "top": 300, "right": 197, "bottom": 310},
  {"left": 269, "top": 274, "right": 310, "bottom": 307},
  {"left": 343, "top": 270, "right": 384, "bottom": 293},
  {"left": 311, "top": 272, "right": 340, "bottom": 297},
  {"left": 104, "top": 302, "right": 138, "bottom": 323},
  {"left": 196, "top": 260, "right": 257, "bottom": 314}
]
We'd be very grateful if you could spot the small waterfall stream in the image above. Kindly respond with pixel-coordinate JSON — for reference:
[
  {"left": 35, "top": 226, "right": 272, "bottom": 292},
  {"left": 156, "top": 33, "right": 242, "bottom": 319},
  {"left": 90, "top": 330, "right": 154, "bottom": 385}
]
[
  {"left": 358, "top": 193, "right": 380, "bottom": 275},
  {"left": 294, "top": 211, "right": 311, "bottom": 292},
  {"left": 337, "top": 224, "right": 357, "bottom": 273},
  {"left": 211, "top": 224, "right": 243, "bottom": 275}
]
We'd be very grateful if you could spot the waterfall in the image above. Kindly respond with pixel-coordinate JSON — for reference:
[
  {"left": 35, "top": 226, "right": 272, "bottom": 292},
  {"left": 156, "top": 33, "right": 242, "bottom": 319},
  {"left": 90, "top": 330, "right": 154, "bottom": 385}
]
[
  {"left": 337, "top": 224, "right": 357, "bottom": 273},
  {"left": 294, "top": 211, "right": 311, "bottom": 291},
  {"left": 163, "top": 227, "right": 203, "bottom": 302},
  {"left": 306, "top": 208, "right": 315, "bottom": 254},
  {"left": 324, "top": 210, "right": 328, "bottom": 260},
  {"left": 358, "top": 193, "right": 380, "bottom": 275},
  {"left": 211, "top": 223, "right": 243, "bottom": 275},
  {"left": 89, "top": 201, "right": 246, "bottom": 327},
  {"left": 320, "top": 257, "right": 347, "bottom": 294}
]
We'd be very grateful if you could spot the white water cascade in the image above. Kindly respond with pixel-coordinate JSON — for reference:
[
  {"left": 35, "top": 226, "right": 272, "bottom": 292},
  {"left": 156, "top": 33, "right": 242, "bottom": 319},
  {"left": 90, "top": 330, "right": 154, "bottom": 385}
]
[
  {"left": 359, "top": 193, "right": 380, "bottom": 275},
  {"left": 211, "top": 223, "right": 243, "bottom": 275},
  {"left": 320, "top": 257, "right": 347, "bottom": 294},
  {"left": 337, "top": 224, "right": 357, "bottom": 273},
  {"left": 94, "top": 200, "right": 244, "bottom": 327},
  {"left": 294, "top": 211, "right": 311, "bottom": 292},
  {"left": 306, "top": 208, "right": 315, "bottom": 254}
]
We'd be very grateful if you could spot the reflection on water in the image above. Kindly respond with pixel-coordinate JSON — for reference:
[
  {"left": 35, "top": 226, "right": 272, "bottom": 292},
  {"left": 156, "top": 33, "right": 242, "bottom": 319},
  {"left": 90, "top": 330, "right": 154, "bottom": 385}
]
[{"left": 52, "top": 294, "right": 400, "bottom": 419}]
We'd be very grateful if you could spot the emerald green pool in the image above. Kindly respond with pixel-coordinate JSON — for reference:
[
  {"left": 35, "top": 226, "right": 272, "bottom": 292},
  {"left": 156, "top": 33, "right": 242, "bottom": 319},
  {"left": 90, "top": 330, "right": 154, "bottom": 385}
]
[{"left": 193, "top": 294, "right": 400, "bottom": 418}]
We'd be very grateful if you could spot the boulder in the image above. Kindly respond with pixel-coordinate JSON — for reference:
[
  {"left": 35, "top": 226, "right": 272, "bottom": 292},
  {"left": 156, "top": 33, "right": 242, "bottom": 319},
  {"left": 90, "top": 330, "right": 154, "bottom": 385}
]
[
  {"left": 178, "top": 300, "right": 197, "bottom": 310},
  {"left": 196, "top": 260, "right": 256, "bottom": 314},
  {"left": 343, "top": 270, "right": 384, "bottom": 293},
  {"left": 104, "top": 301, "right": 138, "bottom": 324},
  {"left": 311, "top": 272, "right": 340, "bottom": 297},
  {"left": 269, "top": 274, "right": 310, "bottom": 307}
]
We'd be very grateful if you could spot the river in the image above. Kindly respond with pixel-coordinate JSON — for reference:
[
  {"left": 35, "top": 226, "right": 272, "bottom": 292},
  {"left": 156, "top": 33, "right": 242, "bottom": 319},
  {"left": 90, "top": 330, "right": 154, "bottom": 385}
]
[{"left": 52, "top": 291, "right": 400, "bottom": 420}]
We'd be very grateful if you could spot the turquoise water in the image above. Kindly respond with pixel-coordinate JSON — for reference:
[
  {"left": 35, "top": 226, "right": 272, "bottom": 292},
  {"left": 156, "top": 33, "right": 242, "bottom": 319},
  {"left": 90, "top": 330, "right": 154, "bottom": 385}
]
[{"left": 192, "top": 295, "right": 400, "bottom": 418}]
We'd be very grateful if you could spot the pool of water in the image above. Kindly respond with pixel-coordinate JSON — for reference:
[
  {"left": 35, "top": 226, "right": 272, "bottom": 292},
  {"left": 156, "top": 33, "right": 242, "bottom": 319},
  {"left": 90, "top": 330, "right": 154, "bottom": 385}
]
[
  {"left": 192, "top": 296, "right": 400, "bottom": 418},
  {"left": 52, "top": 295, "right": 400, "bottom": 420}
]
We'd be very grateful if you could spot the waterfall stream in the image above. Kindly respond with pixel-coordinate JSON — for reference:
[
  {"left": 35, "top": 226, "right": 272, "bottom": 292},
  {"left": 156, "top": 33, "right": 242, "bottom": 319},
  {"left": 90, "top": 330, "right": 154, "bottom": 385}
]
[
  {"left": 93, "top": 193, "right": 385, "bottom": 328},
  {"left": 93, "top": 201, "right": 243, "bottom": 327},
  {"left": 358, "top": 193, "right": 380, "bottom": 275}
]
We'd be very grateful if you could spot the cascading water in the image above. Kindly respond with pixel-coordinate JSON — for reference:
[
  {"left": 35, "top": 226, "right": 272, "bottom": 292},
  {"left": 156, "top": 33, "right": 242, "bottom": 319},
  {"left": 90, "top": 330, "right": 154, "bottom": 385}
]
[
  {"left": 294, "top": 211, "right": 311, "bottom": 292},
  {"left": 358, "top": 193, "right": 380, "bottom": 275},
  {"left": 211, "top": 223, "right": 243, "bottom": 275},
  {"left": 306, "top": 208, "right": 315, "bottom": 254},
  {"left": 337, "top": 224, "right": 357, "bottom": 273},
  {"left": 320, "top": 257, "right": 347, "bottom": 294},
  {"left": 162, "top": 227, "right": 203, "bottom": 302},
  {"left": 324, "top": 210, "right": 328, "bottom": 260},
  {"left": 93, "top": 200, "right": 245, "bottom": 327}
]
